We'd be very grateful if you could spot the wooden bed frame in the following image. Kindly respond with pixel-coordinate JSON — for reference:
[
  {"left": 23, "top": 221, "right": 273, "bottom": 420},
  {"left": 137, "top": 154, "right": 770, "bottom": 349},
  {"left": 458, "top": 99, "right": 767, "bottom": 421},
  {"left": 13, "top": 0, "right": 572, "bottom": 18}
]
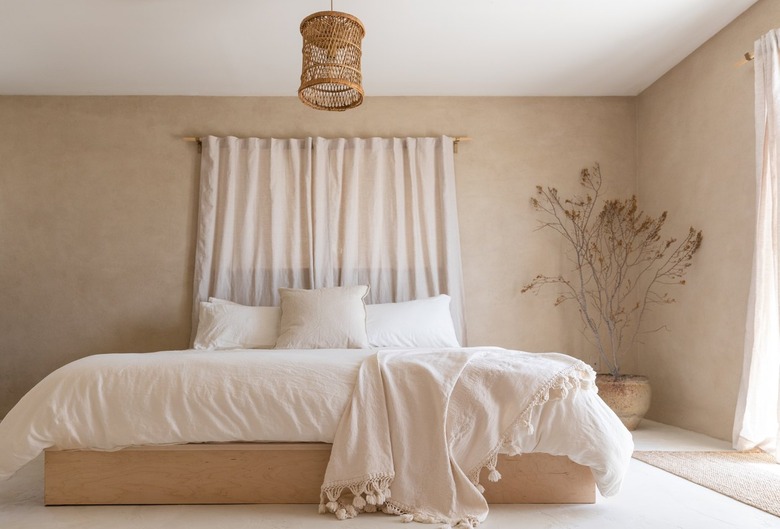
[{"left": 44, "top": 442, "right": 595, "bottom": 506}]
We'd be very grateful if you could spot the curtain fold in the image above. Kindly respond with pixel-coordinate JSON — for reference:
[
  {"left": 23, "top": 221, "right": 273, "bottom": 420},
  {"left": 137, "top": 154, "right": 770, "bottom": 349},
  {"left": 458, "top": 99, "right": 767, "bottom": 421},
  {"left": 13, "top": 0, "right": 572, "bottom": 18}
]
[
  {"left": 192, "top": 136, "right": 467, "bottom": 344},
  {"left": 734, "top": 29, "right": 780, "bottom": 460}
]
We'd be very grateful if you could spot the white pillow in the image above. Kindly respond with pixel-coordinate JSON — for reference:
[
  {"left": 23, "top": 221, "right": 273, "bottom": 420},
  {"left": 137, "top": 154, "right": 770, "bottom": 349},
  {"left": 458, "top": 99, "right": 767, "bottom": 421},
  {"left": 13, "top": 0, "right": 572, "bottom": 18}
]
[
  {"left": 366, "top": 295, "right": 460, "bottom": 348},
  {"left": 275, "top": 285, "right": 369, "bottom": 349},
  {"left": 193, "top": 301, "right": 281, "bottom": 350}
]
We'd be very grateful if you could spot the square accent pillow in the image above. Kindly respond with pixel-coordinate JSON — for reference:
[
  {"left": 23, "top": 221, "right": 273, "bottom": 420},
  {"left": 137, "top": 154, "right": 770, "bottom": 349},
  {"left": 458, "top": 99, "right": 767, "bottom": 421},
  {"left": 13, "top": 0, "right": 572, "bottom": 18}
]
[
  {"left": 275, "top": 285, "right": 369, "bottom": 349},
  {"left": 366, "top": 295, "right": 460, "bottom": 348},
  {"left": 193, "top": 301, "right": 281, "bottom": 350}
]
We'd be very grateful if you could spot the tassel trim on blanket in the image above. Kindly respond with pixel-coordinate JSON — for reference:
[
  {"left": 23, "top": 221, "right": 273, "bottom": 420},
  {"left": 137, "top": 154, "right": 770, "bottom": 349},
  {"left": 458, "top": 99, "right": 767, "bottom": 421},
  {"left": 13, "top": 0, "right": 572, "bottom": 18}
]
[
  {"left": 467, "top": 361, "right": 596, "bottom": 490},
  {"left": 385, "top": 499, "right": 480, "bottom": 528},
  {"left": 320, "top": 474, "right": 480, "bottom": 527},
  {"left": 320, "top": 475, "right": 394, "bottom": 520}
]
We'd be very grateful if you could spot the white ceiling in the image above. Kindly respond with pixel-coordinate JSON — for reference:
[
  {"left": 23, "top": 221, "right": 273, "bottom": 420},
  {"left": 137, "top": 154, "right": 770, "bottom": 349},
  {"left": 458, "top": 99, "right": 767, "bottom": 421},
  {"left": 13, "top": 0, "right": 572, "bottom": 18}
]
[{"left": 0, "top": 0, "right": 759, "bottom": 97}]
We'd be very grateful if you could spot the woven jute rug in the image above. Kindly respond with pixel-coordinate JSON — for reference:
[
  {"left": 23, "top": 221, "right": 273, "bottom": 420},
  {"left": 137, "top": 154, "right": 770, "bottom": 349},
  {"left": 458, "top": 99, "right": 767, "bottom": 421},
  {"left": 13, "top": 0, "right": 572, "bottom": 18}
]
[{"left": 633, "top": 450, "right": 780, "bottom": 517}]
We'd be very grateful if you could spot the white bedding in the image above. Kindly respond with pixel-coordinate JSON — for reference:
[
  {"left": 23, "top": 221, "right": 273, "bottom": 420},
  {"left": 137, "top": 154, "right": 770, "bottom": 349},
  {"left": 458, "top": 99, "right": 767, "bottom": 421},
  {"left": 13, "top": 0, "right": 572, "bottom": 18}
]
[{"left": 0, "top": 347, "right": 632, "bottom": 495}]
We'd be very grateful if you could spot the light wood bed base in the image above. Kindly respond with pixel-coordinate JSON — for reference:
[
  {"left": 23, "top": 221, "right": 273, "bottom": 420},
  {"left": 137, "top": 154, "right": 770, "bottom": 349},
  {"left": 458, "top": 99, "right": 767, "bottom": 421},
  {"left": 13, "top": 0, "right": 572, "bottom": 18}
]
[{"left": 44, "top": 442, "right": 595, "bottom": 506}]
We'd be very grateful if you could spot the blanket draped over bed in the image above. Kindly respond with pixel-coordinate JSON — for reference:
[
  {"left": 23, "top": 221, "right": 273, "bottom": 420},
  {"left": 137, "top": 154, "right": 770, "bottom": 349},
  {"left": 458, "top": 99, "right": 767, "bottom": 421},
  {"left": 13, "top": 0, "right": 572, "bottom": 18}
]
[{"left": 321, "top": 348, "right": 602, "bottom": 527}]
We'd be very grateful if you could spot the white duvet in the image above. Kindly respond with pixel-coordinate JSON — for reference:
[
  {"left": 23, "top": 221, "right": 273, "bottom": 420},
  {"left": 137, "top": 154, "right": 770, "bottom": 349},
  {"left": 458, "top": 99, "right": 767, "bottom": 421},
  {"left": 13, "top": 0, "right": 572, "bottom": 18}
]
[{"left": 0, "top": 347, "right": 632, "bottom": 497}]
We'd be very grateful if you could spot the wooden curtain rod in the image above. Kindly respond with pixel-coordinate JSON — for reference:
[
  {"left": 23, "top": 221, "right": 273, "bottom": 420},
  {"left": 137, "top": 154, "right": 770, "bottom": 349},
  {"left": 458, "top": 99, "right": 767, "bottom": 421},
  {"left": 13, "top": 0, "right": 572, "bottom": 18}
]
[{"left": 182, "top": 136, "right": 472, "bottom": 153}]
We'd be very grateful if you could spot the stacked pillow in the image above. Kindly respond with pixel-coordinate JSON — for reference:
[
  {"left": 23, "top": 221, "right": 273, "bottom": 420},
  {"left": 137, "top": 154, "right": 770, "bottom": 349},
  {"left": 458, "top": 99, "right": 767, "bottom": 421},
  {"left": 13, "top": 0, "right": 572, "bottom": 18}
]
[
  {"left": 193, "top": 286, "right": 460, "bottom": 350},
  {"left": 365, "top": 295, "right": 460, "bottom": 348},
  {"left": 193, "top": 299, "right": 280, "bottom": 350}
]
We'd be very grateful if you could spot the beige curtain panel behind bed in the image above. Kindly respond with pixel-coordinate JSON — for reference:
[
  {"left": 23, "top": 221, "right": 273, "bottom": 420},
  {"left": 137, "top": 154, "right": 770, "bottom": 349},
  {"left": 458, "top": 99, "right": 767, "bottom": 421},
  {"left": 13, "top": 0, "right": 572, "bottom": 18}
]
[{"left": 192, "top": 135, "right": 467, "bottom": 344}]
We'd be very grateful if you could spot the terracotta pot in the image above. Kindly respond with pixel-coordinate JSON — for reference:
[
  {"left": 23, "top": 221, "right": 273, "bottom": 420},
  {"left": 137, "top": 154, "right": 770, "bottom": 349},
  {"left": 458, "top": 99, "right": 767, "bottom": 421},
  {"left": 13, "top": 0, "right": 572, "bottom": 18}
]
[{"left": 595, "top": 374, "right": 651, "bottom": 431}]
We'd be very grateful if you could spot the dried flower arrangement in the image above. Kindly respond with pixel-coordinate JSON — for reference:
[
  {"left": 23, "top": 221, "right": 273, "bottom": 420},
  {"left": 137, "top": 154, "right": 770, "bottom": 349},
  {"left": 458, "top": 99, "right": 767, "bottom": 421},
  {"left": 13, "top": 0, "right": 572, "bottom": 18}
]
[{"left": 522, "top": 164, "right": 703, "bottom": 378}]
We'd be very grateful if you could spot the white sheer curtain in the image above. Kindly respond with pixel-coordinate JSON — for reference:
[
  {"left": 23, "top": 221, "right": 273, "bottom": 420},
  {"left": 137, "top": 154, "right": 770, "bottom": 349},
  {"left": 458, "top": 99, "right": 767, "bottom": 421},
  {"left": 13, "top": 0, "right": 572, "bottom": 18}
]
[
  {"left": 734, "top": 29, "right": 780, "bottom": 459},
  {"left": 192, "top": 135, "right": 467, "bottom": 344}
]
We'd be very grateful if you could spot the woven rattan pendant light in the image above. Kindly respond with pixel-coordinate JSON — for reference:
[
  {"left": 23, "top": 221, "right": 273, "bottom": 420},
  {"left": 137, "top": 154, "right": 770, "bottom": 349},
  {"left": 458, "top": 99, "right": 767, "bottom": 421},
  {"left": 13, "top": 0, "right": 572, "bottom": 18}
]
[{"left": 298, "top": 2, "right": 365, "bottom": 111}]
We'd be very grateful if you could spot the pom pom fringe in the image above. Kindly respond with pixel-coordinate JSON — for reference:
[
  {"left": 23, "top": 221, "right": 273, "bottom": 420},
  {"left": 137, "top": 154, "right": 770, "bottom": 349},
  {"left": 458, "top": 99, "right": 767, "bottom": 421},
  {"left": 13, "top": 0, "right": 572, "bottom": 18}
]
[
  {"left": 352, "top": 495, "right": 366, "bottom": 509},
  {"left": 320, "top": 475, "right": 393, "bottom": 519}
]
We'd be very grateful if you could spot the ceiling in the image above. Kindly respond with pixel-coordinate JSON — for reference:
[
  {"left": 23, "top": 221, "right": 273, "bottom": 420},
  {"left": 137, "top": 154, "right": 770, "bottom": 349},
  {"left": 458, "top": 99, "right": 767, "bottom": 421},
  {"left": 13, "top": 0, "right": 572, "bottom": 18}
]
[{"left": 0, "top": 0, "right": 759, "bottom": 97}]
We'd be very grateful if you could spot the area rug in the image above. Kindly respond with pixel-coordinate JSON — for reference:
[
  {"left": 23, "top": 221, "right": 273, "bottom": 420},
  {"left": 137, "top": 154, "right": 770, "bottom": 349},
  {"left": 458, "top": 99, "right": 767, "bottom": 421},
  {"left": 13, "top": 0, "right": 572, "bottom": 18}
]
[{"left": 633, "top": 450, "right": 780, "bottom": 517}]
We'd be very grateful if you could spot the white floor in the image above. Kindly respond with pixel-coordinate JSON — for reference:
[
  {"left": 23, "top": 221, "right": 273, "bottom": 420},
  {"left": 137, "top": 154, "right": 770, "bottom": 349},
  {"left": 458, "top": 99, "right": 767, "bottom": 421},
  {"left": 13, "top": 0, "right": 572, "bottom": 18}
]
[{"left": 0, "top": 420, "right": 777, "bottom": 529}]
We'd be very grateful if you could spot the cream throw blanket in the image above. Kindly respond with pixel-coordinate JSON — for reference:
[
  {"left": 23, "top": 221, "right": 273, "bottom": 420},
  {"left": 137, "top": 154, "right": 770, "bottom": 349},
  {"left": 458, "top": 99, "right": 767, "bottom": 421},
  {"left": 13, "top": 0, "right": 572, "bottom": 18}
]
[{"left": 320, "top": 348, "right": 596, "bottom": 527}]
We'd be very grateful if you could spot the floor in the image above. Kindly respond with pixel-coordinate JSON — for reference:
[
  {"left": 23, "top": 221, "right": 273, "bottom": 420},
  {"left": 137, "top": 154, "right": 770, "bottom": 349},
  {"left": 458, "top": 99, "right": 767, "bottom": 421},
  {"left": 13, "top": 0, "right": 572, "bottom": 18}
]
[{"left": 0, "top": 420, "right": 777, "bottom": 529}]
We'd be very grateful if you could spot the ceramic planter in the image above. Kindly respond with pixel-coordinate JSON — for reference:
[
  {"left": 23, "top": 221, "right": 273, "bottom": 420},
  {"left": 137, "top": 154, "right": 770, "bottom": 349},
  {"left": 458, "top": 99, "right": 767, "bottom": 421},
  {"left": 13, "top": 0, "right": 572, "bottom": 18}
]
[{"left": 595, "top": 374, "right": 651, "bottom": 431}]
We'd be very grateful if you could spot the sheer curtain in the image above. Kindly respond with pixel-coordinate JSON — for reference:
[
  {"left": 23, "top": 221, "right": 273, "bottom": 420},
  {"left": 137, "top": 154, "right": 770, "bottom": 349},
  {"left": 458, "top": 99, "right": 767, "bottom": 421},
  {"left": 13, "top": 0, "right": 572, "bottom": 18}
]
[
  {"left": 192, "top": 135, "right": 467, "bottom": 343},
  {"left": 734, "top": 29, "right": 780, "bottom": 459}
]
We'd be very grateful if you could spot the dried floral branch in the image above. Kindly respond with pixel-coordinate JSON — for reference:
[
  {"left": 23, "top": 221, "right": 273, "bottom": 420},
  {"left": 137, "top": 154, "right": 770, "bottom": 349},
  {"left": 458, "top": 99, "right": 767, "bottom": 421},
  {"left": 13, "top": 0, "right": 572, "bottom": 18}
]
[{"left": 522, "top": 164, "right": 703, "bottom": 377}]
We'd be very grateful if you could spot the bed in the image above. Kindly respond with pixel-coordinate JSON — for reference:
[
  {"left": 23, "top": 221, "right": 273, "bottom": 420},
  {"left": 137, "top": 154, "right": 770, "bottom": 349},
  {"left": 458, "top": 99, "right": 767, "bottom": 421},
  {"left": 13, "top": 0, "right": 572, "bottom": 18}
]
[
  {"left": 0, "top": 289, "right": 634, "bottom": 527},
  {"left": 0, "top": 344, "right": 632, "bottom": 521},
  {"left": 32, "top": 348, "right": 621, "bottom": 504}
]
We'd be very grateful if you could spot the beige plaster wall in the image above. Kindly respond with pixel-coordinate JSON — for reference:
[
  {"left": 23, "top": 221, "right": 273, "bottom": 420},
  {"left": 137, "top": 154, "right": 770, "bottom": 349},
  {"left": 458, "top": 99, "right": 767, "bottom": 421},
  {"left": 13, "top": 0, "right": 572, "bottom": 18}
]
[
  {"left": 636, "top": 0, "right": 780, "bottom": 440},
  {"left": 0, "top": 96, "right": 636, "bottom": 418}
]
